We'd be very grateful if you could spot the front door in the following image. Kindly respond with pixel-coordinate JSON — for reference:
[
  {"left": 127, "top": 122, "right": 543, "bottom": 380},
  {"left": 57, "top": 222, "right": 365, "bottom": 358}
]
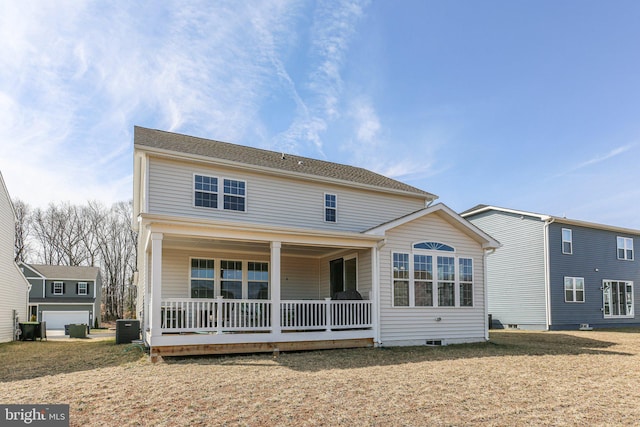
[{"left": 330, "top": 256, "right": 357, "bottom": 297}]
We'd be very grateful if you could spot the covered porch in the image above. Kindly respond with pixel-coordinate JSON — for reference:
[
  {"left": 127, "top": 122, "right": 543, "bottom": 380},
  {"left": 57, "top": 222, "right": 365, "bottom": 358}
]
[{"left": 140, "top": 215, "right": 381, "bottom": 357}]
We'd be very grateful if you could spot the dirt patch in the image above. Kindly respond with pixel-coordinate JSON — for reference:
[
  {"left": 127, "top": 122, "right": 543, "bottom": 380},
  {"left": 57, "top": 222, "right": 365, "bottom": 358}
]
[{"left": 1, "top": 330, "right": 640, "bottom": 426}]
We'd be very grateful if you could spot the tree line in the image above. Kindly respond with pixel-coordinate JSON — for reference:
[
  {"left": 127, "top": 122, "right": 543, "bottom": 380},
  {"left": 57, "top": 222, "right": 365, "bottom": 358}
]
[{"left": 13, "top": 199, "right": 137, "bottom": 321}]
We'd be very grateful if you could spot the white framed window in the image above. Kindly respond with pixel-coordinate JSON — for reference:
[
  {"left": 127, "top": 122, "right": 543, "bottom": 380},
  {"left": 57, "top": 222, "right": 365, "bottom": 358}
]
[
  {"left": 53, "top": 281, "right": 64, "bottom": 295},
  {"left": 223, "top": 179, "right": 246, "bottom": 211},
  {"left": 564, "top": 277, "right": 584, "bottom": 303},
  {"left": 562, "top": 228, "right": 573, "bottom": 254},
  {"left": 77, "top": 282, "right": 88, "bottom": 295},
  {"left": 194, "top": 174, "right": 218, "bottom": 208},
  {"left": 392, "top": 243, "right": 473, "bottom": 308},
  {"left": 190, "top": 258, "right": 215, "bottom": 298},
  {"left": 617, "top": 237, "right": 634, "bottom": 261},
  {"left": 325, "top": 193, "right": 337, "bottom": 222},
  {"left": 248, "top": 262, "right": 269, "bottom": 299},
  {"left": 393, "top": 253, "right": 410, "bottom": 306},
  {"left": 459, "top": 258, "right": 474, "bottom": 306},
  {"left": 603, "top": 280, "right": 634, "bottom": 318},
  {"left": 220, "top": 260, "right": 243, "bottom": 299}
]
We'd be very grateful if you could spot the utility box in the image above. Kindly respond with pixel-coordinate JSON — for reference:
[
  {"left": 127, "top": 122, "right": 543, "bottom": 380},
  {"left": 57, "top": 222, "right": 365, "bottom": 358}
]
[
  {"left": 69, "top": 324, "right": 87, "bottom": 338},
  {"left": 116, "top": 319, "right": 140, "bottom": 344}
]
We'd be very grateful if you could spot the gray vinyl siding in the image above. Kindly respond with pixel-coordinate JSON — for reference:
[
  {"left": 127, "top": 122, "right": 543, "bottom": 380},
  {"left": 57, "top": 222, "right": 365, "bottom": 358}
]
[
  {"left": 379, "top": 212, "right": 487, "bottom": 345},
  {"left": 147, "top": 157, "right": 426, "bottom": 232},
  {"left": 0, "top": 179, "right": 28, "bottom": 342},
  {"left": 548, "top": 223, "right": 640, "bottom": 329},
  {"left": 466, "top": 211, "right": 547, "bottom": 329}
]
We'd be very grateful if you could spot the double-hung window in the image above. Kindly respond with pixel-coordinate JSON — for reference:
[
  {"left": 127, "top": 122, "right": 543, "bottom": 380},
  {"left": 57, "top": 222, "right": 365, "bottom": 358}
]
[
  {"left": 459, "top": 258, "right": 473, "bottom": 306},
  {"left": 191, "top": 258, "right": 215, "bottom": 298},
  {"left": 564, "top": 277, "right": 584, "bottom": 303},
  {"left": 393, "top": 253, "right": 410, "bottom": 306},
  {"left": 603, "top": 280, "right": 634, "bottom": 317},
  {"left": 223, "top": 179, "right": 246, "bottom": 211},
  {"left": 617, "top": 237, "right": 634, "bottom": 260},
  {"left": 53, "top": 281, "right": 64, "bottom": 295},
  {"left": 220, "top": 260, "right": 243, "bottom": 299},
  {"left": 325, "top": 193, "right": 337, "bottom": 222},
  {"left": 77, "top": 282, "right": 88, "bottom": 295},
  {"left": 562, "top": 228, "right": 573, "bottom": 254},
  {"left": 437, "top": 256, "right": 455, "bottom": 307},
  {"left": 194, "top": 175, "right": 218, "bottom": 208},
  {"left": 248, "top": 262, "right": 269, "bottom": 299},
  {"left": 414, "top": 255, "right": 433, "bottom": 306}
]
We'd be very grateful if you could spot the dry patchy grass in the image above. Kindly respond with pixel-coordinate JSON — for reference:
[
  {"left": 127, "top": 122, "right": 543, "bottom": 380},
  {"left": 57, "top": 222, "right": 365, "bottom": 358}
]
[{"left": 1, "top": 330, "right": 640, "bottom": 426}]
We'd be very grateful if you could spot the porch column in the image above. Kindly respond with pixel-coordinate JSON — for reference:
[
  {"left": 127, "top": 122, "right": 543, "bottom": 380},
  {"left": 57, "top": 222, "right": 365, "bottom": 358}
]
[
  {"left": 270, "top": 241, "right": 281, "bottom": 334},
  {"left": 150, "top": 232, "right": 163, "bottom": 340}
]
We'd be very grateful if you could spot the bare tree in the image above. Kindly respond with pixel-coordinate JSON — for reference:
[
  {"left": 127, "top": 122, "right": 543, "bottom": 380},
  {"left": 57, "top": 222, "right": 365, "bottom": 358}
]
[{"left": 13, "top": 198, "right": 32, "bottom": 263}]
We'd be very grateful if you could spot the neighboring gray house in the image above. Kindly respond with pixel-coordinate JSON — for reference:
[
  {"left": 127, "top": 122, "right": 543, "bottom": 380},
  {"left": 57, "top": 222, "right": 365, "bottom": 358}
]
[
  {"left": 462, "top": 205, "right": 640, "bottom": 330},
  {"left": 22, "top": 264, "right": 102, "bottom": 330},
  {"left": 0, "top": 171, "right": 29, "bottom": 342},
  {"left": 133, "top": 126, "right": 499, "bottom": 359}
]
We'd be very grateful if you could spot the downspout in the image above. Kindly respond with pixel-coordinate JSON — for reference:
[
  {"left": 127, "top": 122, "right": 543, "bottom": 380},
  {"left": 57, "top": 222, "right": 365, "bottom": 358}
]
[
  {"left": 483, "top": 248, "right": 495, "bottom": 341},
  {"left": 543, "top": 217, "right": 555, "bottom": 330}
]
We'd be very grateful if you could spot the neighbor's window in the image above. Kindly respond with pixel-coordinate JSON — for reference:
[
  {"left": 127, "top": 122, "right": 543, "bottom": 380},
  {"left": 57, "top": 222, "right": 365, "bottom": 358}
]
[
  {"left": 221, "top": 260, "right": 242, "bottom": 299},
  {"left": 562, "top": 228, "right": 573, "bottom": 255},
  {"left": 564, "top": 277, "right": 584, "bottom": 303},
  {"left": 459, "top": 258, "right": 473, "bottom": 306},
  {"left": 53, "top": 281, "right": 64, "bottom": 295},
  {"left": 223, "top": 179, "right": 246, "bottom": 211},
  {"left": 248, "top": 262, "right": 269, "bottom": 299},
  {"left": 393, "top": 253, "right": 409, "bottom": 306},
  {"left": 194, "top": 175, "right": 218, "bottom": 208},
  {"left": 603, "top": 280, "right": 634, "bottom": 317},
  {"left": 325, "top": 193, "right": 337, "bottom": 222},
  {"left": 191, "top": 258, "right": 214, "bottom": 298},
  {"left": 78, "top": 282, "right": 88, "bottom": 295},
  {"left": 617, "top": 237, "right": 634, "bottom": 261},
  {"left": 414, "top": 254, "right": 433, "bottom": 306}
]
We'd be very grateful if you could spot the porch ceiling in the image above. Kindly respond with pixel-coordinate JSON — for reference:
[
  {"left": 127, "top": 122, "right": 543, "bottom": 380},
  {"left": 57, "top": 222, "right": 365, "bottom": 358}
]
[{"left": 161, "top": 235, "right": 361, "bottom": 258}]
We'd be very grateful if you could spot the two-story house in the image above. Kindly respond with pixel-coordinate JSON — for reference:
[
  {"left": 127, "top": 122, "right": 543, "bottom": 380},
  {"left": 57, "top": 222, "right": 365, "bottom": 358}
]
[
  {"left": 0, "top": 171, "right": 29, "bottom": 342},
  {"left": 22, "top": 264, "right": 102, "bottom": 330},
  {"left": 462, "top": 205, "right": 640, "bottom": 330},
  {"left": 133, "top": 127, "right": 499, "bottom": 359}
]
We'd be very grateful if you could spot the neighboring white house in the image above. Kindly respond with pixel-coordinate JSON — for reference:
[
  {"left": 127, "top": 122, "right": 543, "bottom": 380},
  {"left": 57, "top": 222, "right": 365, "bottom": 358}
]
[
  {"left": 0, "top": 171, "right": 29, "bottom": 342},
  {"left": 133, "top": 127, "right": 499, "bottom": 359}
]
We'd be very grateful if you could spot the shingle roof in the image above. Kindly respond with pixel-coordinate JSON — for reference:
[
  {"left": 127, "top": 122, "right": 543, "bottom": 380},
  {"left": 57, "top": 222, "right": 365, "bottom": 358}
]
[
  {"left": 134, "top": 126, "right": 436, "bottom": 199},
  {"left": 28, "top": 264, "right": 100, "bottom": 281}
]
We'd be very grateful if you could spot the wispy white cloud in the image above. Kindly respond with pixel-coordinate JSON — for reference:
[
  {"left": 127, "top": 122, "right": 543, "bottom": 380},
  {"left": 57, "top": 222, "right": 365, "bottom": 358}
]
[{"left": 559, "top": 143, "right": 636, "bottom": 176}]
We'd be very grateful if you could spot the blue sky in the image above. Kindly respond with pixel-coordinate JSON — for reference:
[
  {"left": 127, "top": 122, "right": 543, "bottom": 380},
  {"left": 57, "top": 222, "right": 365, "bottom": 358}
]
[{"left": 1, "top": 1, "right": 639, "bottom": 228}]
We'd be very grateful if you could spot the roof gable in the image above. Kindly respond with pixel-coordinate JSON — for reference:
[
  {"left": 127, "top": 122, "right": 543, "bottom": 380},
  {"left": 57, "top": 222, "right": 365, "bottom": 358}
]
[
  {"left": 366, "top": 203, "right": 500, "bottom": 249},
  {"left": 27, "top": 264, "right": 100, "bottom": 281},
  {"left": 134, "top": 126, "right": 436, "bottom": 199}
]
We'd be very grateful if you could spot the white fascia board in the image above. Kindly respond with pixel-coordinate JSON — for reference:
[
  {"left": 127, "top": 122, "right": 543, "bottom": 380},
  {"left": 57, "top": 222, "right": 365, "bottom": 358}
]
[
  {"left": 136, "top": 146, "right": 436, "bottom": 202},
  {"left": 461, "top": 205, "right": 551, "bottom": 221},
  {"left": 366, "top": 203, "right": 501, "bottom": 249},
  {"left": 139, "top": 213, "right": 383, "bottom": 248}
]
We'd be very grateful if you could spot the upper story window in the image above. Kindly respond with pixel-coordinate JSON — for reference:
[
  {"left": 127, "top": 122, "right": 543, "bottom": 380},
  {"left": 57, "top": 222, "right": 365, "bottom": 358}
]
[
  {"left": 77, "top": 282, "right": 88, "bottom": 295},
  {"left": 617, "top": 237, "right": 634, "bottom": 261},
  {"left": 223, "top": 179, "right": 246, "bottom": 211},
  {"left": 194, "top": 175, "right": 218, "bottom": 208},
  {"left": 562, "top": 228, "right": 573, "bottom": 254},
  {"left": 194, "top": 175, "right": 246, "bottom": 212},
  {"left": 53, "top": 281, "right": 64, "bottom": 295},
  {"left": 325, "top": 193, "right": 337, "bottom": 222}
]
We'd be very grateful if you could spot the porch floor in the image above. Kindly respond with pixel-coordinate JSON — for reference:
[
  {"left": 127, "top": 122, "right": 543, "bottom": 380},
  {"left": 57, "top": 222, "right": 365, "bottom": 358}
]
[{"left": 150, "top": 337, "right": 374, "bottom": 360}]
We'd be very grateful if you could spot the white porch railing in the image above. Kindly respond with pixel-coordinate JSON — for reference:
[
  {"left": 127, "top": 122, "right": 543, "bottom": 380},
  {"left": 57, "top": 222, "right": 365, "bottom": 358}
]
[{"left": 160, "top": 298, "right": 372, "bottom": 333}]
